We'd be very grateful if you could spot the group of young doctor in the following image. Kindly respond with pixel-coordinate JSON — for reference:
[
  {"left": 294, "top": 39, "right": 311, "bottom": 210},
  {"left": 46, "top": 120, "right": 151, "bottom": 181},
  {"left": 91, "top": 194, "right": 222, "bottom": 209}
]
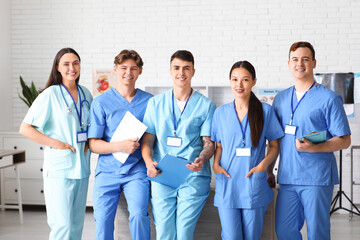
[{"left": 19, "top": 41, "right": 351, "bottom": 240}]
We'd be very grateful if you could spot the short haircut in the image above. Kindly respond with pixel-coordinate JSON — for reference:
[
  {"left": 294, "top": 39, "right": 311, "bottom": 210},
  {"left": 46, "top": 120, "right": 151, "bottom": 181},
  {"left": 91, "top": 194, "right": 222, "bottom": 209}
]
[
  {"left": 289, "top": 41, "right": 315, "bottom": 60},
  {"left": 114, "top": 50, "right": 143, "bottom": 68},
  {"left": 170, "top": 50, "right": 194, "bottom": 66}
]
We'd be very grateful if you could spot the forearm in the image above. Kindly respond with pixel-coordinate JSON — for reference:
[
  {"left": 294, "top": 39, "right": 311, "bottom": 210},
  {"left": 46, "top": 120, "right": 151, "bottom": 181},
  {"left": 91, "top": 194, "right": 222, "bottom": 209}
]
[
  {"left": 88, "top": 138, "right": 118, "bottom": 154},
  {"left": 19, "top": 122, "right": 61, "bottom": 148},
  {"left": 260, "top": 139, "right": 279, "bottom": 170},
  {"left": 141, "top": 133, "right": 155, "bottom": 167},
  {"left": 213, "top": 143, "right": 222, "bottom": 166},
  {"left": 305, "top": 135, "right": 351, "bottom": 153},
  {"left": 198, "top": 136, "right": 215, "bottom": 163}
]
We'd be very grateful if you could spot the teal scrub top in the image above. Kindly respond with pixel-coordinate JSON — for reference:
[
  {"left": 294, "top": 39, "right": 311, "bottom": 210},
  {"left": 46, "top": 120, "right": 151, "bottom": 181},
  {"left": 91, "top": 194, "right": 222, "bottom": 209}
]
[
  {"left": 273, "top": 84, "right": 351, "bottom": 186},
  {"left": 23, "top": 84, "right": 93, "bottom": 179},
  {"left": 142, "top": 89, "right": 216, "bottom": 177},
  {"left": 211, "top": 102, "right": 284, "bottom": 208}
]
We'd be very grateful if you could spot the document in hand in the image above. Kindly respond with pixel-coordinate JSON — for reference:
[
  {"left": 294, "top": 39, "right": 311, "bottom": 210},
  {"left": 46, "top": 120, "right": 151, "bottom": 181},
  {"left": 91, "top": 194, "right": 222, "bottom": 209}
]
[
  {"left": 298, "top": 130, "right": 327, "bottom": 144},
  {"left": 147, "top": 154, "right": 192, "bottom": 189},
  {"left": 110, "top": 111, "right": 148, "bottom": 163}
]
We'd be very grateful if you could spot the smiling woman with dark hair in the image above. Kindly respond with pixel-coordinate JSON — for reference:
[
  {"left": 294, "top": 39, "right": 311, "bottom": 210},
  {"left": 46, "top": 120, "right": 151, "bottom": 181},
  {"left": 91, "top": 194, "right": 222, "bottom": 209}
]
[{"left": 19, "top": 48, "right": 93, "bottom": 240}]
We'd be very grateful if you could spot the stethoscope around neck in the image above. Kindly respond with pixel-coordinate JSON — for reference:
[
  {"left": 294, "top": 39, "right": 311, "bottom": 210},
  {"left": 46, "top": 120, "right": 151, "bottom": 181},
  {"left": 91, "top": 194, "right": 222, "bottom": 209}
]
[{"left": 59, "top": 83, "right": 91, "bottom": 129}]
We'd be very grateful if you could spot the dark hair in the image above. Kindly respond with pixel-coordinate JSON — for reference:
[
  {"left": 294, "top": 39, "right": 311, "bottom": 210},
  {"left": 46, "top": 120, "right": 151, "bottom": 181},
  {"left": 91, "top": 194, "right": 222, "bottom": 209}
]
[
  {"left": 289, "top": 41, "right": 315, "bottom": 60},
  {"left": 43, "top": 48, "right": 81, "bottom": 91},
  {"left": 114, "top": 49, "right": 143, "bottom": 68},
  {"left": 170, "top": 50, "right": 194, "bottom": 66},
  {"left": 229, "top": 61, "right": 263, "bottom": 147}
]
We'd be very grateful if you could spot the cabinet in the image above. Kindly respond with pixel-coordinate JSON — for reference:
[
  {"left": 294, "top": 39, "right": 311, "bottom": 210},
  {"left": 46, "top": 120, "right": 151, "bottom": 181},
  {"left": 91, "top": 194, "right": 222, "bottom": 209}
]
[{"left": 0, "top": 132, "right": 97, "bottom": 206}]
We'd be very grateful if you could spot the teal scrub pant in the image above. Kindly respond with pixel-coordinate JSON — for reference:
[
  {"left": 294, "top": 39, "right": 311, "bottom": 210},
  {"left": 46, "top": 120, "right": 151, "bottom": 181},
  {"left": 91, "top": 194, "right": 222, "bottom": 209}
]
[
  {"left": 218, "top": 205, "right": 267, "bottom": 240},
  {"left": 93, "top": 172, "right": 150, "bottom": 240},
  {"left": 43, "top": 176, "right": 89, "bottom": 240},
  {"left": 275, "top": 184, "right": 334, "bottom": 240},
  {"left": 151, "top": 175, "right": 210, "bottom": 240}
]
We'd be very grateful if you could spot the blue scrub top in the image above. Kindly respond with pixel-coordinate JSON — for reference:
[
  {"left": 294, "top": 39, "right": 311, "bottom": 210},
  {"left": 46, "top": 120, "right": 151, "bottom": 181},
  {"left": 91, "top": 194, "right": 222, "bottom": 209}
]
[
  {"left": 23, "top": 84, "right": 93, "bottom": 179},
  {"left": 142, "top": 89, "right": 216, "bottom": 177},
  {"left": 273, "top": 84, "right": 351, "bottom": 186},
  {"left": 211, "top": 102, "right": 283, "bottom": 209},
  {"left": 88, "top": 88, "right": 153, "bottom": 175}
]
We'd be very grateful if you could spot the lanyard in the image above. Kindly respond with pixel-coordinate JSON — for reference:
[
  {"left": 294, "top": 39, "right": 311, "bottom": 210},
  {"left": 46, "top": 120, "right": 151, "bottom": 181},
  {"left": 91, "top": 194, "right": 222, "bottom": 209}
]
[
  {"left": 233, "top": 101, "right": 248, "bottom": 147},
  {"left": 60, "top": 83, "right": 83, "bottom": 130},
  {"left": 290, "top": 81, "right": 316, "bottom": 125},
  {"left": 172, "top": 88, "right": 193, "bottom": 137}
]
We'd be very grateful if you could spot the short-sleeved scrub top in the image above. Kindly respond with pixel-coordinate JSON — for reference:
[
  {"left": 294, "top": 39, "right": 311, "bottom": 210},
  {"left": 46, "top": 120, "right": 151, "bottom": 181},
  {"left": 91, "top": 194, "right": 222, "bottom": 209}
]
[
  {"left": 88, "top": 88, "right": 153, "bottom": 175},
  {"left": 23, "top": 84, "right": 93, "bottom": 179},
  {"left": 272, "top": 84, "right": 351, "bottom": 186},
  {"left": 211, "top": 102, "right": 284, "bottom": 209},
  {"left": 142, "top": 89, "right": 216, "bottom": 177}
]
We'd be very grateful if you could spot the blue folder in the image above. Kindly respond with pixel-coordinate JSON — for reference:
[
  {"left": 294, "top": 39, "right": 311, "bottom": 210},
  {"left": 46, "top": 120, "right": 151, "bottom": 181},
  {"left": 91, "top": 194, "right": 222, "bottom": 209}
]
[
  {"left": 298, "top": 130, "right": 327, "bottom": 144},
  {"left": 147, "top": 154, "right": 192, "bottom": 189}
]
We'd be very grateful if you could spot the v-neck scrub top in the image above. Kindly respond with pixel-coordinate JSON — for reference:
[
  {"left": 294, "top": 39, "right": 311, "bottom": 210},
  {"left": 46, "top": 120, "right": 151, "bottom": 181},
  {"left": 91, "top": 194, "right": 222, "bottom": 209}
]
[
  {"left": 88, "top": 88, "right": 153, "bottom": 175},
  {"left": 211, "top": 102, "right": 284, "bottom": 209},
  {"left": 142, "top": 89, "right": 216, "bottom": 177},
  {"left": 272, "top": 84, "right": 351, "bottom": 186},
  {"left": 23, "top": 85, "right": 93, "bottom": 179}
]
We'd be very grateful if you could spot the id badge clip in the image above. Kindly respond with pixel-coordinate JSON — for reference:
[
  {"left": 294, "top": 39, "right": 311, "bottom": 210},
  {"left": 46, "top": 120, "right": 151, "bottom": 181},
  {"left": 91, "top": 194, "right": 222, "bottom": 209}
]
[
  {"left": 285, "top": 125, "right": 297, "bottom": 135},
  {"left": 77, "top": 131, "right": 88, "bottom": 143},
  {"left": 167, "top": 136, "right": 182, "bottom": 147},
  {"left": 236, "top": 147, "right": 251, "bottom": 157}
]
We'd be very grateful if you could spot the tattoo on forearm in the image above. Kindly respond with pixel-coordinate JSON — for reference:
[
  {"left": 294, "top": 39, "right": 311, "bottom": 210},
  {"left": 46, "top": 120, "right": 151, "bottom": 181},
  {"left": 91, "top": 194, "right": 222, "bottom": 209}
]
[{"left": 199, "top": 137, "right": 215, "bottom": 162}]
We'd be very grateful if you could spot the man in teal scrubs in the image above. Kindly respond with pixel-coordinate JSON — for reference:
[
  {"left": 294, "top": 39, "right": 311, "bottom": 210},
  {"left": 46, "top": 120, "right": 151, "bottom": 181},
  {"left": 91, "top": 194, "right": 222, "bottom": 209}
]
[{"left": 141, "top": 50, "right": 216, "bottom": 240}]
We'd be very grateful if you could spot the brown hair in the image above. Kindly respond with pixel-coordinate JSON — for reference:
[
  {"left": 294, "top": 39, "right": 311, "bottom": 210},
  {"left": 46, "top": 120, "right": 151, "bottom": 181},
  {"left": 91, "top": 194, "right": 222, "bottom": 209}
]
[
  {"left": 170, "top": 50, "right": 194, "bottom": 66},
  {"left": 43, "top": 48, "right": 81, "bottom": 91},
  {"left": 289, "top": 41, "right": 315, "bottom": 60},
  {"left": 229, "top": 61, "right": 263, "bottom": 147},
  {"left": 114, "top": 50, "right": 143, "bottom": 68}
]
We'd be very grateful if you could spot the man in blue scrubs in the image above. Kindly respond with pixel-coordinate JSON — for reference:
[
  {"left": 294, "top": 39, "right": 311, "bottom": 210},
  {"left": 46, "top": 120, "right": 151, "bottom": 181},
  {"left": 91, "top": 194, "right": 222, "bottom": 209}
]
[
  {"left": 272, "top": 42, "right": 351, "bottom": 240},
  {"left": 88, "top": 50, "right": 152, "bottom": 240},
  {"left": 141, "top": 50, "right": 216, "bottom": 240}
]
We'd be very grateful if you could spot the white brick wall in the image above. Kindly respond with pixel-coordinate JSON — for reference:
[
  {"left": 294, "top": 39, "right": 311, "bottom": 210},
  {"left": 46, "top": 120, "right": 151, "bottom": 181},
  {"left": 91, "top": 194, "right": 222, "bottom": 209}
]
[{"left": 5, "top": 0, "right": 360, "bottom": 212}]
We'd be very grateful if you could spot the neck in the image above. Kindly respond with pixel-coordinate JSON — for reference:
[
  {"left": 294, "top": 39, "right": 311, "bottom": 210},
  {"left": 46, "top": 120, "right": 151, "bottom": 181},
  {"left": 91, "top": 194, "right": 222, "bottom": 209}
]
[
  {"left": 116, "top": 85, "right": 136, "bottom": 102},
  {"left": 294, "top": 78, "right": 315, "bottom": 92},
  {"left": 173, "top": 86, "right": 192, "bottom": 101},
  {"left": 62, "top": 80, "right": 77, "bottom": 91},
  {"left": 234, "top": 97, "right": 250, "bottom": 111}
]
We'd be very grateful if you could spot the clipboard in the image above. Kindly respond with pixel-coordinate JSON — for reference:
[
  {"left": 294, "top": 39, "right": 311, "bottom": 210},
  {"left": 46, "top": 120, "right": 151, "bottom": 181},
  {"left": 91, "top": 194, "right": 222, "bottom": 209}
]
[
  {"left": 298, "top": 130, "right": 327, "bottom": 144},
  {"left": 147, "top": 154, "right": 192, "bottom": 189}
]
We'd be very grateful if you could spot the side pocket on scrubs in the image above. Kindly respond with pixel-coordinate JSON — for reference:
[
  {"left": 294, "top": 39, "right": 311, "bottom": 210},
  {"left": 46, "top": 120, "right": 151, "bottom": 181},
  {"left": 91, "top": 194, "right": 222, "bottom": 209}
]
[
  {"left": 251, "top": 171, "right": 267, "bottom": 195},
  {"left": 215, "top": 173, "right": 224, "bottom": 197},
  {"left": 47, "top": 148, "right": 73, "bottom": 170}
]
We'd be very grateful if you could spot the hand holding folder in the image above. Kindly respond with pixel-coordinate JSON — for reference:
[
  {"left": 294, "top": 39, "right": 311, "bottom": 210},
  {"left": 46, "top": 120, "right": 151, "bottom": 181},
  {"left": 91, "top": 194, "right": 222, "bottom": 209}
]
[
  {"left": 298, "top": 130, "right": 327, "bottom": 144},
  {"left": 147, "top": 154, "right": 192, "bottom": 189}
]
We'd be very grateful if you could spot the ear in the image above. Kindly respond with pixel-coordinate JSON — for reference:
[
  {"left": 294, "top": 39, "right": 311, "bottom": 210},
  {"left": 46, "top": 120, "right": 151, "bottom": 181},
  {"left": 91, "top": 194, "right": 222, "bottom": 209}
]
[
  {"left": 113, "top": 65, "right": 117, "bottom": 72},
  {"left": 313, "top": 59, "right": 317, "bottom": 69},
  {"left": 253, "top": 77, "right": 257, "bottom": 86},
  {"left": 192, "top": 68, "right": 195, "bottom": 77},
  {"left": 139, "top": 67, "right": 143, "bottom": 75}
]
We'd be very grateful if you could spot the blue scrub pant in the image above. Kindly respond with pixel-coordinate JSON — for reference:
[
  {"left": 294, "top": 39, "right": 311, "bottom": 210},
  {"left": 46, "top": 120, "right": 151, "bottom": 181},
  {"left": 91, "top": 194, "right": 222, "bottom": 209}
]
[
  {"left": 218, "top": 206, "right": 267, "bottom": 240},
  {"left": 151, "top": 175, "right": 210, "bottom": 240},
  {"left": 43, "top": 176, "right": 89, "bottom": 240},
  {"left": 93, "top": 172, "right": 150, "bottom": 240},
  {"left": 275, "top": 184, "right": 334, "bottom": 240}
]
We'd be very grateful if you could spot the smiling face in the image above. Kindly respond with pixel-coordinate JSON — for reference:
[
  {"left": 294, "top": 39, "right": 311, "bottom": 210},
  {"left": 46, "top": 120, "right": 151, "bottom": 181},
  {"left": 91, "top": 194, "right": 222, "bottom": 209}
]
[
  {"left": 114, "top": 58, "right": 142, "bottom": 87},
  {"left": 170, "top": 58, "right": 195, "bottom": 90},
  {"left": 230, "top": 67, "right": 256, "bottom": 101},
  {"left": 57, "top": 53, "right": 81, "bottom": 84},
  {"left": 288, "top": 47, "right": 316, "bottom": 81}
]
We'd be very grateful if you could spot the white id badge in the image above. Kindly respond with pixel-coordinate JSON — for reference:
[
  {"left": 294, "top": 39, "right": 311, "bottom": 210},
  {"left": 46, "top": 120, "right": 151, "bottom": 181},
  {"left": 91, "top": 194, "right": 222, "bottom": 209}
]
[
  {"left": 285, "top": 125, "right": 297, "bottom": 135},
  {"left": 77, "top": 131, "right": 88, "bottom": 143},
  {"left": 236, "top": 147, "right": 251, "bottom": 157},
  {"left": 167, "top": 136, "right": 182, "bottom": 147}
]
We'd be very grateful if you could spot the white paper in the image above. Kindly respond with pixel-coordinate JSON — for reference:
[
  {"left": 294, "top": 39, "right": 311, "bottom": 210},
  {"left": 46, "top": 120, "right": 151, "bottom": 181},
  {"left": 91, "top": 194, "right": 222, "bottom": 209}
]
[{"left": 110, "top": 111, "right": 148, "bottom": 163}]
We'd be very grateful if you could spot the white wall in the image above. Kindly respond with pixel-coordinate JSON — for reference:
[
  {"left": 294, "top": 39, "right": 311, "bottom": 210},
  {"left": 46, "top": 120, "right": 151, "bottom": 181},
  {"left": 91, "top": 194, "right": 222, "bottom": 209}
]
[
  {"left": 5, "top": 0, "right": 360, "bottom": 211},
  {"left": 0, "top": 0, "right": 12, "bottom": 131}
]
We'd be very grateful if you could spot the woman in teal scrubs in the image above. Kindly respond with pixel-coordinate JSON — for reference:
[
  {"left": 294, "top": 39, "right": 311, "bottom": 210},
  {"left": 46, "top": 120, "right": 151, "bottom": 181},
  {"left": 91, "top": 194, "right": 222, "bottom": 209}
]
[
  {"left": 211, "top": 61, "right": 283, "bottom": 240},
  {"left": 19, "top": 48, "right": 92, "bottom": 240}
]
